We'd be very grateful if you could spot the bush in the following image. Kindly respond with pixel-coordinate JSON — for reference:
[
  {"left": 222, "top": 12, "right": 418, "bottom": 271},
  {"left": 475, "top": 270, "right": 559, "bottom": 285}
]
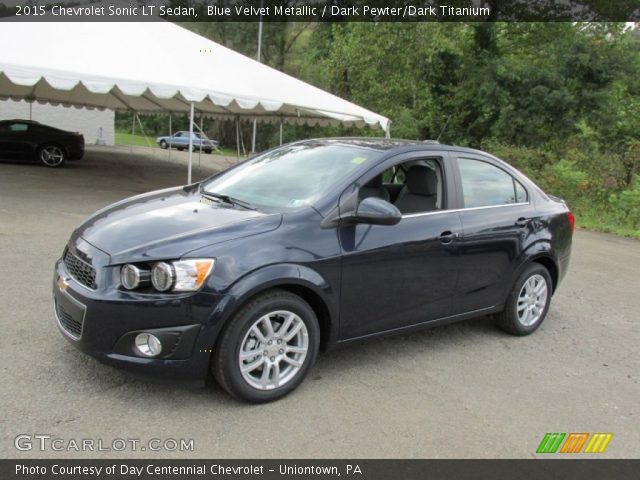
[
  {"left": 609, "top": 176, "right": 640, "bottom": 229},
  {"left": 540, "top": 159, "right": 589, "bottom": 208}
]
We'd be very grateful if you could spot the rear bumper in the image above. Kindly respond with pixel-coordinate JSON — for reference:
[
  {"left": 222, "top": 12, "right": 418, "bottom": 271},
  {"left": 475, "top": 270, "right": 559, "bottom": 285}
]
[
  {"left": 66, "top": 142, "right": 84, "bottom": 160},
  {"left": 53, "top": 258, "right": 226, "bottom": 382}
]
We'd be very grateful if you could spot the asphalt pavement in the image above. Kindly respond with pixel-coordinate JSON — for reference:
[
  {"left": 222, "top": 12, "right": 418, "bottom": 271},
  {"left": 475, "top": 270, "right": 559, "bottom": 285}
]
[{"left": 0, "top": 147, "right": 638, "bottom": 459}]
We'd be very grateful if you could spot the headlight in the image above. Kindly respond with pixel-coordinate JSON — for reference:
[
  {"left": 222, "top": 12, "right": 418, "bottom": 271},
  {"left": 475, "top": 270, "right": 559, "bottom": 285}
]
[
  {"left": 126, "top": 259, "right": 214, "bottom": 293},
  {"left": 151, "top": 262, "right": 175, "bottom": 292},
  {"left": 172, "top": 259, "right": 215, "bottom": 291},
  {"left": 121, "top": 264, "right": 140, "bottom": 289},
  {"left": 120, "top": 264, "right": 150, "bottom": 290}
]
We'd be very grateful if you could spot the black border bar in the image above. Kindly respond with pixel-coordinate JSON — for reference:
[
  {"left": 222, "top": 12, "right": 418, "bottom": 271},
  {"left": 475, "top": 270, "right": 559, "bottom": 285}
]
[
  {"left": 3, "top": 459, "right": 640, "bottom": 480},
  {"left": 3, "top": 0, "right": 639, "bottom": 22}
]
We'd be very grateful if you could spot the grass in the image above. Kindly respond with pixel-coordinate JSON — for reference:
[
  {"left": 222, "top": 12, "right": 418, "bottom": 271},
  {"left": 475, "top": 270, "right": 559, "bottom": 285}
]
[
  {"left": 115, "top": 130, "right": 237, "bottom": 156},
  {"left": 577, "top": 212, "right": 640, "bottom": 240},
  {"left": 115, "top": 131, "right": 155, "bottom": 148}
]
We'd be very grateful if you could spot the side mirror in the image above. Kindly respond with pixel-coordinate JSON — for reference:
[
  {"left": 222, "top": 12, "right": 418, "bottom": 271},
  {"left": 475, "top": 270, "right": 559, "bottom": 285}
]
[{"left": 353, "top": 197, "right": 402, "bottom": 226}]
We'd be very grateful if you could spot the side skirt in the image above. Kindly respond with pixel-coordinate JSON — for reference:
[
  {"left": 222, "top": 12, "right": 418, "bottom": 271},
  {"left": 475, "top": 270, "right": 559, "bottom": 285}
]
[{"left": 336, "top": 305, "right": 501, "bottom": 345}]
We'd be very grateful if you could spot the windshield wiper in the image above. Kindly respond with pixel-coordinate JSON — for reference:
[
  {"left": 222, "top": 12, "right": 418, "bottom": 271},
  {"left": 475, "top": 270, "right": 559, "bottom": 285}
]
[{"left": 200, "top": 189, "right": 257, "bottom": 210}]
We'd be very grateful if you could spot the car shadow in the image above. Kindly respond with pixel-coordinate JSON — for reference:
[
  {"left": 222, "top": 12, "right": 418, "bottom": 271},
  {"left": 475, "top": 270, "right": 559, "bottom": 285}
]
[{"left": 59, "top": 314, "right": 500, "bottom": 406}]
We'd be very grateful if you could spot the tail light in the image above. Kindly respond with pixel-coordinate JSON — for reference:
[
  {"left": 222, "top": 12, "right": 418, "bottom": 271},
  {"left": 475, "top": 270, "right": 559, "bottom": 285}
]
[{"left": 567, "top": 211, "right": 575, "bottom": 234}]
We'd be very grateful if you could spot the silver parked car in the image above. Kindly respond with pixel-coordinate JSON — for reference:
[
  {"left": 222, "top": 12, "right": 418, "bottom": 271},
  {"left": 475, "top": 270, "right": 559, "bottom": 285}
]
[{"left": 156, "top": 131, "right": 219, "bottom": 153}]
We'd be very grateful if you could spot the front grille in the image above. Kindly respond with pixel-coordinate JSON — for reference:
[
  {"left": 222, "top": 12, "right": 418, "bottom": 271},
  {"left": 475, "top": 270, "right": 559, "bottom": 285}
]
[
  {"left": 63, "top": 248, "right": 97, "bottom": 290},
  {"left": 55, "top": 300, "right": 83, "bottom": 338}
]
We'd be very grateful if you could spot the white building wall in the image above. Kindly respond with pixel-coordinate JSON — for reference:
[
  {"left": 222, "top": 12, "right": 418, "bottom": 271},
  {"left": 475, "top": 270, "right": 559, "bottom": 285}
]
[{"left": 0, "top": 99, "right": 115, "bottom": 145}]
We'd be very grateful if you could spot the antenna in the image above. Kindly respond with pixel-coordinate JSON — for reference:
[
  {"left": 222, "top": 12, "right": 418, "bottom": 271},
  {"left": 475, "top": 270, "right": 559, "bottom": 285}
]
[{"left": 436, "top": 115, "right": 452, "bottom": 143}]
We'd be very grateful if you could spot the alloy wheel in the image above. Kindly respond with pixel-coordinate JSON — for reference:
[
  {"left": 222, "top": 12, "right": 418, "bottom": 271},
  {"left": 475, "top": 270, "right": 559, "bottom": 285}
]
[
  {"left": 40, "top": 145, "right": 64, "bottom": 166},
  {"left": 238, "top": 310, "right": 309, "bottom": 391},
  {"left": 516, "top": 274, "right": 548, "bottom": 327}
]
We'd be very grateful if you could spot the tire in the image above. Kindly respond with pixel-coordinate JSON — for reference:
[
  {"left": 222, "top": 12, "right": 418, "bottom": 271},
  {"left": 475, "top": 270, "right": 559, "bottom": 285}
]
[
  {"left": 495, "top": 263, "right": 552, "bottom": 336},
  {"left": 38, "top": 144, "right": 65, "bottom": 168},
  {"left": 212, "top": 289, "right": 320, "bottom": 403},
  {"left": 177, "top": 147, "right": 184, "bottom": 151},
  {"left": 205, "top": 149, "right": 212, "bottom": 154},
  {"left": 159, "top": 140, "right": 168, "bottom": 149}
]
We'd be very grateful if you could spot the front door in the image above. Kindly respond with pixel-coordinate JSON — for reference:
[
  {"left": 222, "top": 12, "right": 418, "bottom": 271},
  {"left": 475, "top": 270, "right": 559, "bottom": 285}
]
[{"left": 338, "top": 153, "right": 462, "bottom": 339}]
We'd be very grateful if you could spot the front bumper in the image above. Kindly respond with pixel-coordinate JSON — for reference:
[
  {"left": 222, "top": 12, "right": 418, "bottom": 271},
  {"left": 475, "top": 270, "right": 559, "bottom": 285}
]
[{"left": 53, "top": 256, "right": 226, "bottom": 382}]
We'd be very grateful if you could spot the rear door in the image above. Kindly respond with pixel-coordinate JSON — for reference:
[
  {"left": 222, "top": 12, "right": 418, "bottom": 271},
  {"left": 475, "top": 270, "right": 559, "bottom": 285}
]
[
  {"left": 338, "top": 150, "right": 463, "bottom": 339},
  {"left": 451, "top": 153, "right": 534, "bottom": 314}
]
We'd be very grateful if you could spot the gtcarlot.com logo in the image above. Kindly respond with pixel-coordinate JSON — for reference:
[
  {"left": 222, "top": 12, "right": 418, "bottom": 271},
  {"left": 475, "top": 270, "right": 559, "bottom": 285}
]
[
  {"left": 15, "top": 434, "right": 194, "bottom": 452},
  {"left": 536, "top": 433, "right": 612, "bottom": 454}
]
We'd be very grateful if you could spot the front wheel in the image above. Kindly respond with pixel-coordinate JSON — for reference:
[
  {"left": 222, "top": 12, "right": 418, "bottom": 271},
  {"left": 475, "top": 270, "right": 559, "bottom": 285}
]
[
  {"left": 212, "top": 290, "right": 320, "bottom": 403},
  {"left": 159, "top": 140, "right": 168, "bottom": 149},
  {"left": 38, "top": 144, "right": 65, "bottom": 167},
  {"left": 495, "top": 263, "right": 552, "bottom": 336}
]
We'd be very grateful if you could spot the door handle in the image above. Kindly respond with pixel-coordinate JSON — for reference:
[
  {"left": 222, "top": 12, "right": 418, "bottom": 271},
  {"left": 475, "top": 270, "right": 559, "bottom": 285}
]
[
  {"left": 439, "top": 231, "right": 459, "bottom": 244},
  {"left": 515, "top": 217, "right": 530, "bottom": 228}
]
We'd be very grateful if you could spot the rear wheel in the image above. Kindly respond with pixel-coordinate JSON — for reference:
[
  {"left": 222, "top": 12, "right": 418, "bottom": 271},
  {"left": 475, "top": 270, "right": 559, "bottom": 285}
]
[
  {"left": 38, "top": 144, "right": 65, "bottom": 167},
  {"left": 212, "top": 290, "right": 320, "bottom": 403},
  {"left": 496, "top": 263, "right": 552, "bottom": 335}
]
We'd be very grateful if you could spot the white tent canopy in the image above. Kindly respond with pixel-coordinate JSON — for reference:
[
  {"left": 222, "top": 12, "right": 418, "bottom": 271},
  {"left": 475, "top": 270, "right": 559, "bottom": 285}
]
[
  {"left": 0, "top": 21, "right": 390, "bottom": 181},
  {"left": 0, "top": 21, "right": 389, "bottom": 130}
]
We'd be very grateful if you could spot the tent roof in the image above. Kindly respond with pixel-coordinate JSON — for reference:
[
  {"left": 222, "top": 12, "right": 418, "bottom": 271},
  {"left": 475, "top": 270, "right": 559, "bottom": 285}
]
[{"left": 0, "top": 21, "right": 389, "bottom": 132}]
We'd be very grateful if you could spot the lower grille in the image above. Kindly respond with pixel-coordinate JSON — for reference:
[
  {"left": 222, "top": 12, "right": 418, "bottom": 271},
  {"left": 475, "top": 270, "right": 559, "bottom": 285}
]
[
  {"left": 63, "top": 248, "right": 97, "bottom": 290},
  {"left": 55, "top": 299, "right": 84, "bottom": 339}
]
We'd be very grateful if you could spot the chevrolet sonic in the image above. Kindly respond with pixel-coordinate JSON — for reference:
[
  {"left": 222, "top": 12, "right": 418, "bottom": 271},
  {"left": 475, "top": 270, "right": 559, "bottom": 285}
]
[{"left": 53, "top": 139, "right": 573, "bottom": 402}]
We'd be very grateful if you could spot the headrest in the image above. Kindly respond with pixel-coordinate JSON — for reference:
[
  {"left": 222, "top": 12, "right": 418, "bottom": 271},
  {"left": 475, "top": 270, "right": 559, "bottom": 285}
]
[
  {"left": 406, "top": 165, "right": 437, "bottom": 195},
  {"left": 364, "top": 174, "right": 383, "bottom": 188}
]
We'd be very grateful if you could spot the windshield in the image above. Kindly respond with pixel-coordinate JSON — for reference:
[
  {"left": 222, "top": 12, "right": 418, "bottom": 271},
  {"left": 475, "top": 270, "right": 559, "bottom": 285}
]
[{"left": 202, "top": 143, "right": 380, "bottom": 211}]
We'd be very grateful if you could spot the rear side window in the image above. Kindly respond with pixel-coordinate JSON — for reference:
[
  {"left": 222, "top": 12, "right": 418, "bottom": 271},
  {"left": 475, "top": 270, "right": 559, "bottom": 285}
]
[
  {"left": 458, "top": 158, "right": 527, "bottom": 208},
  {"left": 9, "top": 123, "right": 29, "bottom": 132}
]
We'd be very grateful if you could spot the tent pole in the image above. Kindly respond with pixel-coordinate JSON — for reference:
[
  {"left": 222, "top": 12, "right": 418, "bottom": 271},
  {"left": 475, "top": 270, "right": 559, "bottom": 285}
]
[
  {"left": 188, "top": 103, "right": 194, "bottom": 184},
  {"left": 29, "top": 102, "right": 32, "bottom": 121},
  {"left": 279, "top": 120, "right": 283, "bottom": 145},
  {"left": 198, "top": 113, "right": 203, "bottom": 167},
  {"left": 236, "top": 117, "right": 240, "bottom": 160},
  {"left": 251, "top": 4, "right": 264, "bottom": 153},
  {"left": 168, "top": 114, "right": 172, "bottom": 161},
  {"left": 132, "top": 112, "right": 135, "bottom": 136},
  {"left": 385, "top": 122, "right": 391, "bottom": 139}
]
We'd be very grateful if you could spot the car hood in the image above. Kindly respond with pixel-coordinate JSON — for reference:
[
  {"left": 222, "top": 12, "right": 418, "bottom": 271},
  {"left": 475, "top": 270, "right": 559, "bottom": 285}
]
[{"left": 74, "top": 186, "right": 282, "bottom": 264}]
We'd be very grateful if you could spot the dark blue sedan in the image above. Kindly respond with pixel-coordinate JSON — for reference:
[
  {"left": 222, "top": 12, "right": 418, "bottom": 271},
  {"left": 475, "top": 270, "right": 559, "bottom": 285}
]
[
  {"left": 53, "top": 138, "right": 573, "bottom": 403},
  {"left": 156, "top": 131, "right": 219, "bottom": 153}
]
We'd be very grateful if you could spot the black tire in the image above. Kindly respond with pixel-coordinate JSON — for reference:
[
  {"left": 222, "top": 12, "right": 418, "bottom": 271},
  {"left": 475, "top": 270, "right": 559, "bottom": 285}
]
[
  {"left": 159, "top": 140, "right": 168, "bottom": 149},
  {"left": 177, "top": 147, "right": 184, "bottom": 151},
  {"left": 205, "top": 149, "right": 212, "bottom": 154},
  {"left": 212, "top": 289, "right": 320, "bottom": 403},
  {"left": 38, "top": 144, "right": 66, "bottom": 168},
  {"left": 495, "top": 263, "right": 553, "bottom": 336}
]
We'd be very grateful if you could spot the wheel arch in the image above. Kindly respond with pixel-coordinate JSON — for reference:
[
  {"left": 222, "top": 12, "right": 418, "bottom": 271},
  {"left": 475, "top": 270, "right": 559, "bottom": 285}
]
[
  {"left": 213, "top": 264, "right": 338, "bottom": 353},
  {"left": 37, "top": 140, "right": 67, "bottom": 155},
  {"left": 530, "top": 255, "right": 559, "bottom": 293}
]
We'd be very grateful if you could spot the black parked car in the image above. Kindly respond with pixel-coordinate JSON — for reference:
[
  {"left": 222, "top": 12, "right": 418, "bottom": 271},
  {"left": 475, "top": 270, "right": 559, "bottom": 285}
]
[
  {"left": 53, "top": 139, "right": 573, "bottom": 402},
  {"left": 0, "top": 119, "right": 84, "bottom": 167}
]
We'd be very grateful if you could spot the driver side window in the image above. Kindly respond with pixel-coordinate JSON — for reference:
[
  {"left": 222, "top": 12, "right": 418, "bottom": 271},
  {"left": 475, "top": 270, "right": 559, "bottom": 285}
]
[{"left": 359, "top": 158, "right": 444, "bottom": 215}]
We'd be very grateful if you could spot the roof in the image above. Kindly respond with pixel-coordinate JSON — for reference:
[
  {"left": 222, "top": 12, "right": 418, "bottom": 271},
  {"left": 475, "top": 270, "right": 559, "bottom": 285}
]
[
  {"left": 293, "top": 137, "right": 429, "bottom": 151},
  {"left": 289, "top": 137, "right": 498, "bottom": 160}
]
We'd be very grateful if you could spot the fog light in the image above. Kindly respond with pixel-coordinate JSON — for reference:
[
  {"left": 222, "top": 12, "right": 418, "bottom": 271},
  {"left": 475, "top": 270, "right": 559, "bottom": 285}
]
[{"left": 135, "top": 333, "right": 162, "bottom": 357}]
